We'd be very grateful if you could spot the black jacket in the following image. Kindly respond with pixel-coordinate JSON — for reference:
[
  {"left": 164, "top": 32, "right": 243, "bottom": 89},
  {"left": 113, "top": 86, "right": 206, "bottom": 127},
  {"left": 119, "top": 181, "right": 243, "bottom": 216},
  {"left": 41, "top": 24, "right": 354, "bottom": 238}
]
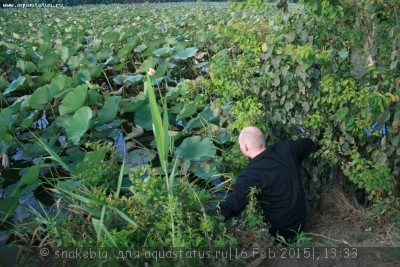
[{"left": 220, "top": 138, "right": 316, "bottom": 231}]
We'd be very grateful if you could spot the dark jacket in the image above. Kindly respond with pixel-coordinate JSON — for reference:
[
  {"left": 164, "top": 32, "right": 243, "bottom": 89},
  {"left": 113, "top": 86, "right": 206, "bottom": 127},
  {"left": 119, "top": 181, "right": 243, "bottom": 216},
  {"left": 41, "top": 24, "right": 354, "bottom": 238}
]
[{"left": 220, "top": 138, "right": 316, "bottom": 234}]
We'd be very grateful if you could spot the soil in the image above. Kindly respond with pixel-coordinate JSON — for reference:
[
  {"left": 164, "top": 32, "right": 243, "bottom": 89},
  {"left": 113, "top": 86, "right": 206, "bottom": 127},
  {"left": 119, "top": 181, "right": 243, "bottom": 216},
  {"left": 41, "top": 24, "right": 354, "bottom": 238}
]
[{"left": 252, "top": 187, "right": 400, "bottom": 267}]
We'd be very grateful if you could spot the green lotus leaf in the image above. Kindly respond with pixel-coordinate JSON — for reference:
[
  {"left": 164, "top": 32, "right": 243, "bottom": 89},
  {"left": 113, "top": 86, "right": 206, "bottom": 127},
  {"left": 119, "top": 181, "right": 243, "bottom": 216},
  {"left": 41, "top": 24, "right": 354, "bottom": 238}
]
[
  {"left": 4, "top": 165, "right": 41, "bottom": 200},
  {"left": 118, "top": 37, "right": 138, "bottom": 59},
  {"left": 55, "top": 45, "right": 69, "bottom": 62},
  {"left": 101, "top": 30, "right": 120, "bottom": 45},
  {"left": 186, "top": 105, "right": 218, "bottom": 130},
  {"left": 176, "top": 101, "right": 197, "bottom": 120},
  {"left": 29, "top": 84, "right": 58, "bottom": 110},
  {"left": 134, "top": 44, "right": 147, "bottom": 53},
  {"left": 113, "top": 75, "right": 127, "bottom": 85},
  {"left": 16, "top": 59, "right": 36, "bottom": 74},
  {"left": 0, "top": 197, "right": 19, "bottom": 222},
  {"left": 73, "top": 70, "right": 91, "bottom": 85},
  {"left": 18, "top": 165, "right": 40, "bottom": 192},
  {"left": 0, "top": 108, "right": 12, "bottom": 139},
  {"left": 175, "top": 34, "right": 186, "bottom": 42},
  {"left": 165, "top": 87, "right": 180, "bottom": 100},
  {"left": 172, "top": 47, "right": 198, "bottom": 60},
  {"left": 0, "top": 76, "right": 10, "bottom": 91},
  {"left": 68, "top": 56, "right": 80, "bottom": 70},
  {"left": 59, "top": 84, "right": 88, "bottom": 116},
  {"left": 97, "top": 47, "right": 112, "bottom": 61},
  {"left": 153, "top": 46, "right": 172, "bottom": 57},
  {"left": 96, "top": 96, "right": 122, "bottom": 125},
  {"left": 142, "top": 44, "right": 157, "bottom": 58},
  {"left": 118, "top": 45, "right": 135, "bottom": 59},
  {"left": 128, "top": 148, "right": 156, "bottom": 165},
  {"left": 174, "top": 136, "right": 216, "bottom": 161},
  {"left": 154, "top": 61, "right": 169, "bottom": 78},
  {"left": 139, "top": 57, "right": 158, "bottom": 72},
  {"left": 121, "top": 94, "right": 146, "bottom": 114},
  {"left": 125, "top": 74, "right": 144, "bottom": 85},
  {"left": 189, "top": 161, "right": 222, "bottom": 181},
  {"left": 87, "top": 89, "right": 102, "bottom": 105},
  {"left": 3, "top": 76, "right": 26, "bottom": 95},
  {"left": 20, "top": 112, "right": 36, "bottom": 129},
  {"left": 51, "top": 74, "right": 70, "bottom": 92},
  {"left": 38, "top": 52, "right": 60, "bottom": 71},
  {"left": 105, "top": 56, "right": 115, "bottom": 65},
  {"left": 135, "top": 103, "right": 161, "bottom": 131},
  {"left": 66, "top": 106, "right": 93, "bottom": 145}
]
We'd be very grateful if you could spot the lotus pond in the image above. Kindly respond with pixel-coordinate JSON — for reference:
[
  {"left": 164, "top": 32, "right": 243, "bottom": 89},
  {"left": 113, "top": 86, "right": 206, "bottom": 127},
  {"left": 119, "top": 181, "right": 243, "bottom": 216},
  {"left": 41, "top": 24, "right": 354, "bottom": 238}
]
[
  {"left": 2, "top": 1, "right": 399, "bottom": 265},
  {"left": 0, "top": 3, "right": 275, "bottom": 260}
]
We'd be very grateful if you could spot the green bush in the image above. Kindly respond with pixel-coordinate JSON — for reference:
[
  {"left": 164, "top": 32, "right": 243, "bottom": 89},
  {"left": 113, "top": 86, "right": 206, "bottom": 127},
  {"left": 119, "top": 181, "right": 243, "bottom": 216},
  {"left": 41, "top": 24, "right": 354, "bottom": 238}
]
[{"left": 194, "top": 0, "right": 400, "bottom": 219}]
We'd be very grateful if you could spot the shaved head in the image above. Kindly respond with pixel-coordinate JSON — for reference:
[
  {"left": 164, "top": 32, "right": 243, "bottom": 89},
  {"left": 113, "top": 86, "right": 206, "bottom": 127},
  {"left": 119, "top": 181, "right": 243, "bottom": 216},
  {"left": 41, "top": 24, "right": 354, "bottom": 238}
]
[{"left": 238, "top": 126, "right": 266, "bottom": 158}]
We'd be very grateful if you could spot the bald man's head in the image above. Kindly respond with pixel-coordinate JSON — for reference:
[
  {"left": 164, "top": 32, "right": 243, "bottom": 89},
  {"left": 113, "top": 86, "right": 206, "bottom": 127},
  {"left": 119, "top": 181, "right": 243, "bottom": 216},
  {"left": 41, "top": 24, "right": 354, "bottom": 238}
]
[{"left": 238, "top": 126, "right": 266, "bottom": 158}]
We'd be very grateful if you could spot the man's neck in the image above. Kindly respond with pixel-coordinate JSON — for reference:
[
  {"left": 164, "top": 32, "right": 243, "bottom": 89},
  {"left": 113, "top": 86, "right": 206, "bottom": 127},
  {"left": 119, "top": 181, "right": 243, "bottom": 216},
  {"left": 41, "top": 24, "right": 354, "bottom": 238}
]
[{"left": 249, "top": 146, "right": 267, "bottom": 159}]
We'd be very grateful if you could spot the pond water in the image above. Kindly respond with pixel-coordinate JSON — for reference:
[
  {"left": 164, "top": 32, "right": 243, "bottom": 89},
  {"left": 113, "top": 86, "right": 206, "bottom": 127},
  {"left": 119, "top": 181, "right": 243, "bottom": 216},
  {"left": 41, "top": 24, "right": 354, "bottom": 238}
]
[
  {"left": 0, "top": 120, "right": 144, "bottom": 247},
  {"left": 0, "top": 188, "right": 57, "bottom": 246},
  {"left": 0, "top": 108, "right": 129, "bottom": 245}
]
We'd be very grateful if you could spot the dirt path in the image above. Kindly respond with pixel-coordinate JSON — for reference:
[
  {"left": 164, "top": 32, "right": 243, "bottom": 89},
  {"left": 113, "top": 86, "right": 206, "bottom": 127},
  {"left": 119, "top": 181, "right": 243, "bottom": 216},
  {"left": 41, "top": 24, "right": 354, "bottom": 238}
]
[{"left": 252, "top": 187, "right": 400, "bottom": 267}]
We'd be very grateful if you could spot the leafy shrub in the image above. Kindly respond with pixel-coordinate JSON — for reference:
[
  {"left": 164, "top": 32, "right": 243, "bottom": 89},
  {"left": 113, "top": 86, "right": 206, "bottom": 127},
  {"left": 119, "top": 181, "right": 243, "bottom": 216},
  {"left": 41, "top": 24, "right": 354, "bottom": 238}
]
[{"left": 194, "top": 0, "right": 400, "bottom": 220}]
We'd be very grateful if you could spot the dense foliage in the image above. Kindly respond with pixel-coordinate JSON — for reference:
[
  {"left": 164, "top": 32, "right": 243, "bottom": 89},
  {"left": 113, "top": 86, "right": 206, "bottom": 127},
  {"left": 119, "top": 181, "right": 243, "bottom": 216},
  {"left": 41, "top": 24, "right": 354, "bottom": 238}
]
[
  {"left": 302, "top": 0, "right": 400, "bottom": 217},
  {"left": 0, "top": 1, "right": 399, "bottom": 263},
  {"left": 195, "top": 0, "right": 400, "bottom": 217}
]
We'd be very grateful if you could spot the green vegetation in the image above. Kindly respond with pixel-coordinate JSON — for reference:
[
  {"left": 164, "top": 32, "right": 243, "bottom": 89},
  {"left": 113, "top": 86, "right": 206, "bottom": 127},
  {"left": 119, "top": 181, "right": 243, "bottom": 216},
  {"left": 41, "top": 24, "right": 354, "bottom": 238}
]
[{"left": 0, "top": 0, "right": 399, "bottom": 265}]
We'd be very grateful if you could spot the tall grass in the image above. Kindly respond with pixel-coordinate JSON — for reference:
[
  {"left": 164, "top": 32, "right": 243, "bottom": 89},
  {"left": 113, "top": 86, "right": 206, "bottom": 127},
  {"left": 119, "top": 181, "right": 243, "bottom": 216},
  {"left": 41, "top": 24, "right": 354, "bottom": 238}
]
[
  {"left": 32, "top": 134, "right": 138, "bottom": 244},
  {"left": 145, "top": 70, "right": 179, "bottom": 246}
]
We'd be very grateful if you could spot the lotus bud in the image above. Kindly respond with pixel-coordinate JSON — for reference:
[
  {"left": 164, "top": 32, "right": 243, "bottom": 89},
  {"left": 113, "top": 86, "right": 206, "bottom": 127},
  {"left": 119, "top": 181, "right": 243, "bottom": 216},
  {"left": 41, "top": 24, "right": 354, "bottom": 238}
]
[{"left": 0, "top": 153, "right": 10, "bottom": 169}]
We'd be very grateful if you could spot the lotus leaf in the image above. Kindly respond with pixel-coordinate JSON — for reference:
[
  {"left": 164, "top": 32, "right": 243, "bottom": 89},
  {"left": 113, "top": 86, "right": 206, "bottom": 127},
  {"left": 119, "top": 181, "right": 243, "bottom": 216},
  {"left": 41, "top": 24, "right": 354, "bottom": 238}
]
[
  {"left": 174, "top": 136, "right": 216, "bottom": 161},
  {"left": 59, "top": 84, "right": 88, "bottom": 116},
  {"left": 16, "top": 60, "right": 36, "bottom": 74},
  {"left": 29, "top": 84, "right": 58, "bottom": 110},
  {"left": 96, "top": 96, "right": 122, "bottom": 125},
  {"left": 153, "top": 46, "right": 172, "bottom": 58},
  {"left": 135, "top": 103, "right": 158, "bottom": 131},
  {"left": 176, "top": 101, "right": 197, "bottom": 120},
  {"left": 121, "top": 95, "right": 146, "bottom": 114},
  {"left": 66, "top": 106, "right": 93, "bottom": 145},
  {"left": 3, "top": 76, "right": 26, "bottom": 95},
  {"left": 139, "top": 57, "right": 158, "bottom": 72},
  {"left": 0, "top": 108, "right": 12, "bottom": 139},
  {"left": 172, "top": 47, "right": 198, "bottom": 60}
]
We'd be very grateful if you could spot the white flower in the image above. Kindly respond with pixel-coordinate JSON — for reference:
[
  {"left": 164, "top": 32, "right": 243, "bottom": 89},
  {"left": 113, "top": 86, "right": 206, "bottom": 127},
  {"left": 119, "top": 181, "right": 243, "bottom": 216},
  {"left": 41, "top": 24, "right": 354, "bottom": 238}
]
[{"left": 148, "top": 68, "right": 156, "bottom": 76}]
